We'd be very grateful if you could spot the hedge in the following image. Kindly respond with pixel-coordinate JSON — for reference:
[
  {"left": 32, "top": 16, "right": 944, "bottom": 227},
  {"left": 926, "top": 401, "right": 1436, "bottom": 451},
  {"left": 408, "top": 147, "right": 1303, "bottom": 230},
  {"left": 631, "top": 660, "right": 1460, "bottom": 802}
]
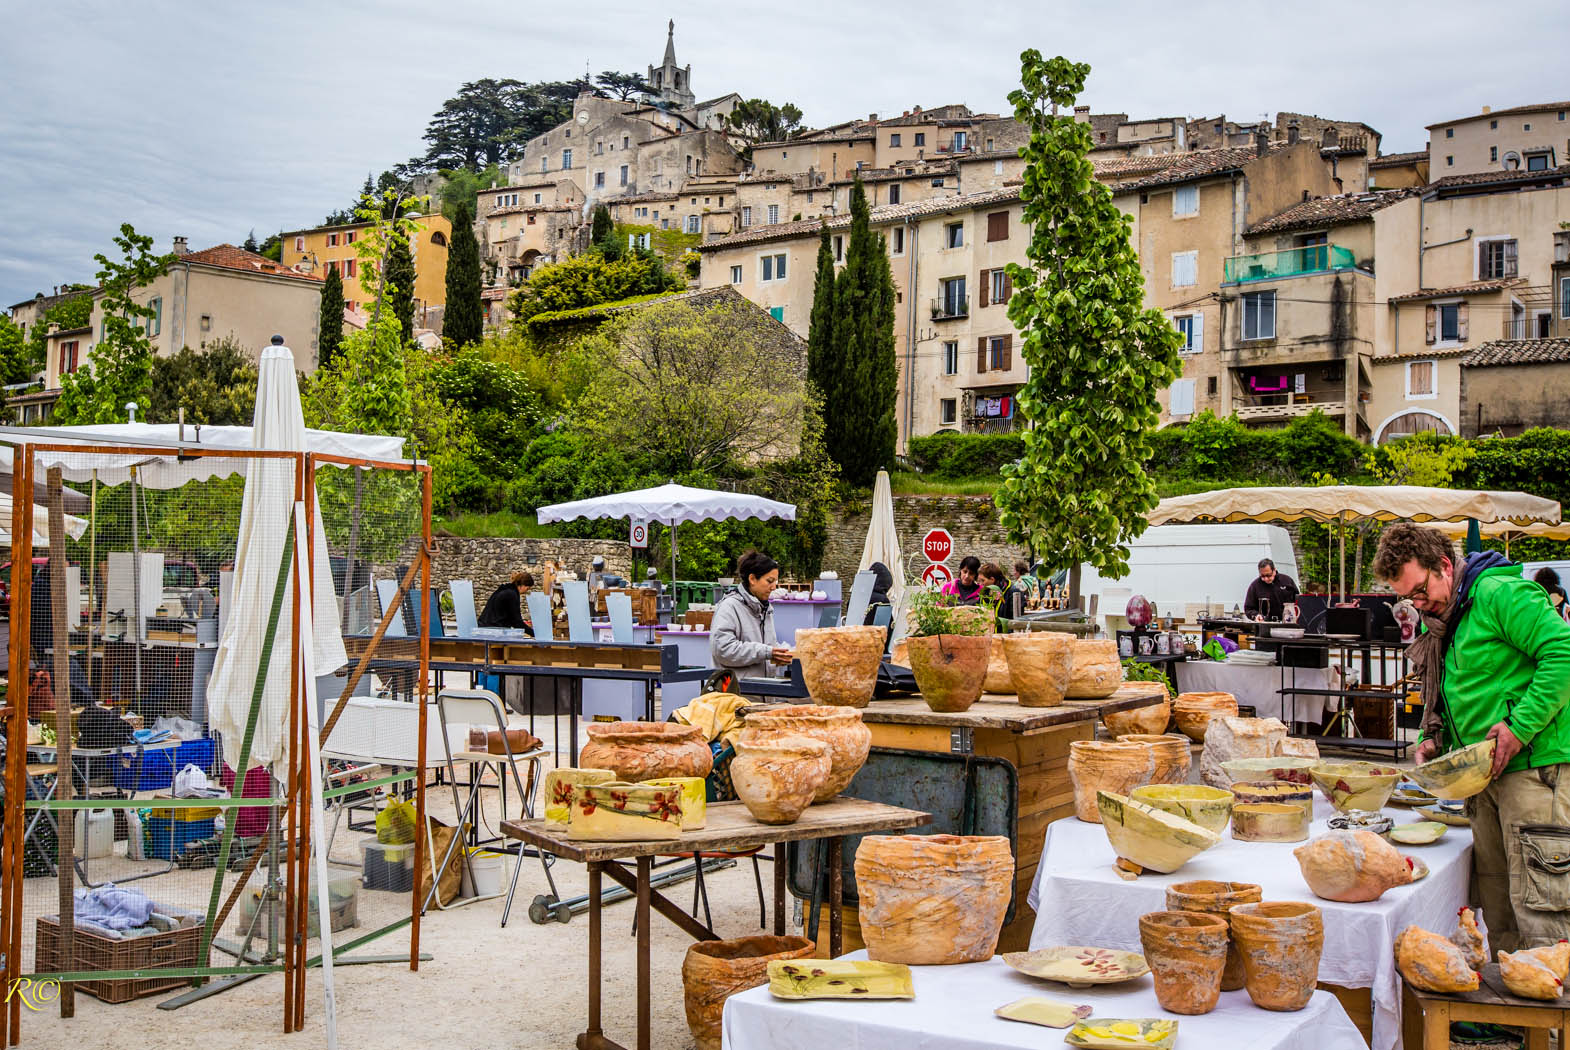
[{"left": 905, "top": 432, "right": 1025, "bottom": 478}]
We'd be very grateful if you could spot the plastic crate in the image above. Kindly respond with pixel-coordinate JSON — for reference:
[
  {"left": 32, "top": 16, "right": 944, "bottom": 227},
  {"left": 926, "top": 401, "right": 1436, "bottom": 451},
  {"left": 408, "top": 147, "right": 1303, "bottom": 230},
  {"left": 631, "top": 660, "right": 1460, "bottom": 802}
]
[
  {"left": 144, "top": 814, "right": 216, "bottom": 860},
  {"left": 360, "top": 840, "right": 415, "bottom": 892},
  {"left": 35, "top": 914, "right": 205, "bottom": 1003},
  {"left": 113, "top": 737, "right": 217, "bottom": 791}
]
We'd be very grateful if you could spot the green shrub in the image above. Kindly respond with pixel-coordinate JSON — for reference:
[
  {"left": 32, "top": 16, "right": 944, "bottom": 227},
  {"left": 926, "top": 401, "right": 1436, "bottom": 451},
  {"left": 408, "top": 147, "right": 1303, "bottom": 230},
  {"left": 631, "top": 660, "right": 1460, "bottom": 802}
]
[{"left": 905, "top": 432, "right": 1025, "bottom": 478}]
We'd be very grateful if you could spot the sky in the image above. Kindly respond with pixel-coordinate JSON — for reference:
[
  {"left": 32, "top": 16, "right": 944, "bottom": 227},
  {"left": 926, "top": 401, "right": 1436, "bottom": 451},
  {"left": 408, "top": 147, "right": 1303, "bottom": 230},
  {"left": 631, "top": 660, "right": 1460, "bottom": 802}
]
[{"left": 3, "top": 0, "right": 1568, "bottom": 307}]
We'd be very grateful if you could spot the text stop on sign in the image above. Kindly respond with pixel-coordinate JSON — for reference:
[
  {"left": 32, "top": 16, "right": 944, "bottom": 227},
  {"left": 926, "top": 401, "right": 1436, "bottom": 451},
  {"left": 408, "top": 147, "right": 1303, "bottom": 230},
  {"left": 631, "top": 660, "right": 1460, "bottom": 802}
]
[{"left": 922, "top": 527, "right": 953, "bottom": 564}]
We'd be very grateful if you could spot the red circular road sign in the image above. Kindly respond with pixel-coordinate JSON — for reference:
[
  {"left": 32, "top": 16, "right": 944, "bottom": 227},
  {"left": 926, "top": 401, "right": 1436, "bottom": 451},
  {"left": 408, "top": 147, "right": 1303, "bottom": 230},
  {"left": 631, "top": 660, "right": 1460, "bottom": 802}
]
[
  {"left": 922, "top": 528, "right": 953, "bottom": 563},
  {"left": 921, "top": 562, "right": 953, "bottom": 588}
]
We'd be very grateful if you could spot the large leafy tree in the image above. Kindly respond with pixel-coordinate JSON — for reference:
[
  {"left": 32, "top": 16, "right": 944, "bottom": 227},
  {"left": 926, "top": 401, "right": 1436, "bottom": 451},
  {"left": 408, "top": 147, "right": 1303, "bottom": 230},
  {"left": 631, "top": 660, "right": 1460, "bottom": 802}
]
[
  {"left": 443, "top": 200, "right": 484, "bottom": 349},
  {"left": 724, "top": 98, "right": 806, "bottom": 142},
  {"left": 148, "top": 337, "right": 258, "bottom": 425},
  {"left": 437, "top": 162, "right": 503, "bottom": 221},
  {"left": 420, "top": 78, "right": 581, "bottom": 170},
  {"left": 53, "top": 224, "right": 176, "bottom": 424},
  {"left": 318, "top": 264, "right": 345, "bottom": 368},
  {"left": 506, "top": 251, "right": 681, "bottom": 323},
  {"left": 0, "top": 315, "right": 29, "bottom": 386},
  {"left": 23, "top": 291, "right": 92, "bottom": 382},
  {"left": 995, "top": 52, "right": 1183, "bottom": 597},
  {"left": 595, "top": 70, "right": 652, "bottom": 101}
]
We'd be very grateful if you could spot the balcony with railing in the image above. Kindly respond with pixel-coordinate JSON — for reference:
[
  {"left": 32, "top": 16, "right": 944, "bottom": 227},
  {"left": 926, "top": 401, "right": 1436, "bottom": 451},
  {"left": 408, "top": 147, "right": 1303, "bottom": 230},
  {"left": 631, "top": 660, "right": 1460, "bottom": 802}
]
[
  {"left": 1224, "top": 244, "right": 1358, "bottom": 284},
  {"left": 931, "top": 294, "right": 969, "bottom": 320}
]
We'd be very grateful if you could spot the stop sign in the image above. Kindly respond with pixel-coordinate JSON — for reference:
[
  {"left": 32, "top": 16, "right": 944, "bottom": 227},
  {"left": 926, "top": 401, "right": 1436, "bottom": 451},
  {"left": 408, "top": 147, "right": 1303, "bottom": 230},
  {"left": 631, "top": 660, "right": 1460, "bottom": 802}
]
[
  {"left": 921, "top": 562, "right": 953, "bottom": 588},
  {"left": 922, "top": 528, "right": 953, "bottom": 564}
]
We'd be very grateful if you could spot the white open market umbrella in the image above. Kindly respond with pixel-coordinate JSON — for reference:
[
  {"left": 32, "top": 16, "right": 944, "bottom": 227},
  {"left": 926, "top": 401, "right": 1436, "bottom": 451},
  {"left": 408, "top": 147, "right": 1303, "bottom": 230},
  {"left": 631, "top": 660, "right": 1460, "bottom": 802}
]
[
  {"left": 859, "top": 469, "right": 905, "bottom": 613},
  {"left": 538, "top": 482, "right": 796, "bottom": 580}
]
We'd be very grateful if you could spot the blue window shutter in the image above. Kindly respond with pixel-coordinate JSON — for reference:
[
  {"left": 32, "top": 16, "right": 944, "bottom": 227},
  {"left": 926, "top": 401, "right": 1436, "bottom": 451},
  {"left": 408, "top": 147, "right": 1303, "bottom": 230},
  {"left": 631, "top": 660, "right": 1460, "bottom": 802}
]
[{"left": 768, "top": 307, "right": 784, "bottom": 322}]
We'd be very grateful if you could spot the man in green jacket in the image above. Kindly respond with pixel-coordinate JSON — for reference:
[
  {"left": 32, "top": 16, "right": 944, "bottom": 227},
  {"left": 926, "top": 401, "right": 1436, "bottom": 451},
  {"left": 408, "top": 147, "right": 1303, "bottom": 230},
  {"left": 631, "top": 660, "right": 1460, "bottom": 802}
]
[{"left": 1373, "top": 523, "right": 1570, "bottom": 954}]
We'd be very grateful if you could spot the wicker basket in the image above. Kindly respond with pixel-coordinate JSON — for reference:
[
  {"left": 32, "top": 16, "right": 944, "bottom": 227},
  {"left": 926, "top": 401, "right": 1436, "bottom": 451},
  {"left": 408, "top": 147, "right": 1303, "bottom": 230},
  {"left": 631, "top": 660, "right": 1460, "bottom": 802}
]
[{"left": 35, "top": 915, "right": 206, "bottom": 1003}]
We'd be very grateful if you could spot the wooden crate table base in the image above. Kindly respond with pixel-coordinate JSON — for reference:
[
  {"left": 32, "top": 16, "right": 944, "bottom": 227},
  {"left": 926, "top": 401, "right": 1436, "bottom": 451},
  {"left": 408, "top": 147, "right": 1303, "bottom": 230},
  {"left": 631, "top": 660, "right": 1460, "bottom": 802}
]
[
  {"left": 502, "top": 798, "right": 929, "bottom": 1050},
  {"left": 1403, "top": 965, "right": 1570, "bottom": 1050}
]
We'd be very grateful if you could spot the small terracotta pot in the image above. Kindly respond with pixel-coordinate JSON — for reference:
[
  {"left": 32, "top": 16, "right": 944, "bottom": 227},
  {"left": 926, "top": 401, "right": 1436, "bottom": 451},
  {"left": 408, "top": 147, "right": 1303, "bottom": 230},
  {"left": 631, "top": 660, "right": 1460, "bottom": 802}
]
[
  {"left": 793, "top": 626, "right": 887, "bottom": 708},
  {"left": 682, "top": 935, "right": 815, "bottom": 1050},
  {"left": 1138, "top": 910, "right": 1230, "bottom": 1015},
  {"left": 1165, "top": 880, "right": 1262, "bottom": 992},
  {"left": 579, "top": 721, "right": 714, "bottom": 782},
  {"left": 1228, "top": 901, "right": 1324, "bottom": 1011},
  {"left": 1172, "top": 692, "right": 1239, "bottom": 742},
  {"left": 730, "top": 735, "right": 831, "bottom": 825},
  {"left": 999, "top": 631, "right": 1074, "bottom": 706},
  {"left": 906, "top": 634, "right": 991, "bottom": 712},
  {"left": 1104, "top": 697, "right": 1172, "bottom": 737},
  {"left": 983, "top": 635, "right": 1015, "bottom": 694},
  {"left": 1069, "top": 739, "right": 1157, "bottom": 823},
  {"left": 1117, "top": 733, "right": 1191, "bottom": 785},
  {"left": 740, "top": 705, "right": 871, "bottom": 803},
  {"left": 855, "top": 834, "right": 1013, "bottom": 964}
]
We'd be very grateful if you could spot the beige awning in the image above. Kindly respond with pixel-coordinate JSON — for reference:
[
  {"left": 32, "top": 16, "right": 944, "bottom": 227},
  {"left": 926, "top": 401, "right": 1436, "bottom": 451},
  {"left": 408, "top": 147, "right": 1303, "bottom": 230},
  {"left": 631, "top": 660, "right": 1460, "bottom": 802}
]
[
  {"left": 1148, "top": 485, "right": 1561, "bottom": 527},
  {"left": 1436, "top": 520, "right": 1570, "bottom": 542}
]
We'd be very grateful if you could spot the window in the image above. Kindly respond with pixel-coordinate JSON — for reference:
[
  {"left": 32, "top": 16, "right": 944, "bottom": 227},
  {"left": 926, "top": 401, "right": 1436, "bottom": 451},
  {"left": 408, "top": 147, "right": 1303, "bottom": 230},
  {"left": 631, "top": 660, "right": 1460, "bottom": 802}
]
[
  {"left": 685, "top": 215, "right": 700, "bottom": 234},
  {"left": 914, "top": 133, "right": 925, "bottom": 147},
  {"left": 293, "top": 236, "right": 304, "bottom": 252},
  {"left": 596, "top": 141, "right": 604, "bottom": 155},
  {"left": 345, "top": 231, "right": 356, "bottom": 244},
  {"left": 1169, "top": 379, "right": 1196, "bottom": 418},
  {"left": 890, "top": 133, "right": 902, "bottom": 147},
  {"left": 618, "top": 165, "right": 629, "bottom": 187},
  {"left": 1173, "top": 185, "right": 1199, "bottom": 217},
  {"left": 1490, "top": 120, "right": 1498, "bottom": 130},
  {"left": 768, "top": 306, "right": 785, "bottom": 322},
  {"left": 986, "top": 211, "right": 1008, "bottom": 241},
  {"left": 931, "top": 177, "right": 945, "bottom": 187},
  {"left": 627, "top": 232, "right": 650, "bottom": 251},
  {"left": 1562, "top": 277, "right": 1570, "bottom": 319},
  {"left": 994, "top": 159, "right": 1004, "bottom": 175},
  {"left": 767, "top": 204, "right": 780, "bottom": 225},
  {"left": 730, "top": 265, "right": 742, "bottom": 284},
  {"left": 622, "top": 135, "right": 629, "bottom": 148},
  {"left": 939, "top": 276, "right": 967, "bottom": 316},
  {"left": 541, "top": 157, "right": 548, "bottom": 173},
  {"left": 527, "top": 213, "right": 536, "bottom": 225},
  {"left": 942, "top": 341, "right": 958, "bottom": 376},
  {"left": 61, "top": 340, "right": 79, "bottom": 374},
  {"left": 595, "top": 171, "right": 605, "bottom": 188},
  {"left": 1479, "top": 238, "right": 1519, "bottom": 279},
  {"left": 327, "top": 233, "right": 339, "bottom": 247},
  {"left": 562, "top": 148, "right": 572, "bottom": 168},
  {"left": 833, "top": 235, "right": 844, "bottom": 263},
  {"left": 1445, "top": 128, "right": 1454, "bottom": 138},
  {"left": 890, "top": 227, "right": 904, "bottom": 254},
  {"left": 326, "top": 260, "right": 338, "bottom": 277},
  {"left": 1429, "top": 302, "right": 1467, "bottom": 343},
  {"left": 1524, "top": 123, "right": 1532, "bottom": 132},
  {"left": 1174, "top": 312, "right": 1204, "bottom": 354},
  {"left": 431, "top": 231, "right": 446, "bottom": 246},
  {"left": 945, "top": 223, "right": 963, "bottom": 249},
  {"left": 1207, "top": 376, "right": 1218, "bottom": 396},
  {"left": 761, "top": 253, "right": 787, "bottom": 281},
  {"left": 535, "top": 193, "right": 542, "bottom": 204},
  {"left": 1527, "top": 152, "right": 1551, "bottom": 172},
  {"left": 1171, "top": 250, "right": 1197, "bottom": 288},
  {"left": 147, "top": 296, "right": 161, "bottom": 337},
  {"left": 989, "top": 269, "right": 1007, "bottom": 305},
  {"left": 1241, "top": 291, "right": 1276, "bottom": 340},
  {"left": 986, "top": 138, "right": 994, "bottom": 151},
  {"left": 888, "top": 184, "right": 901, "bottom": 205},
  {"left": 1407, "top": 359, "right": 1437, "bottom": 399},
  {"left": 345, "top": 259, "right": 357, "bottom": 278},
  {"left": 742, "top": 206, "right": 753, "bottom": 227},
  {"left": 1491, "top": 146, "right": 1499, "bottom": 163},
  {"left": 940, "top": 398, "right": 957, "bottom": 425},
  {"left": 1446, "top": 155, "right": 1454, "bottom": 166},
  {"left": 953, "top": 131, "right": 967, "bottom": 150},
  {"left": 985, "top": 335, "right": 1008, "bottom": 371}
]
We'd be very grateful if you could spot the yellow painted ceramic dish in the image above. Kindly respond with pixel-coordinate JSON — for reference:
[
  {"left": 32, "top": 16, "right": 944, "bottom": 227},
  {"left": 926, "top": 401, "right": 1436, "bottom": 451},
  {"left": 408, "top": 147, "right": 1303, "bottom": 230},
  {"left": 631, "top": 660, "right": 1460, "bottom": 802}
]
[
  {"left": 1308, "top": 761, "right": 1402, "bottom": 813},
  {"left": 766, "top": 959, "right": 914, "bottom": 999},
  {"left": 993, "top": 997, "right": 1092, "bottom": 1028},
  {"left": 1418, "top": 803, "right": 1471, "bottom": 827},
  {"left": 1407, "top": 739, "right": 1497, "bottom": 800},
  {"left": 1388, "top": 821, "right": 1447, "bottom": 845},
  {"left": 1000, "top": 947, "right": 1151, "bottom": 988},
  {"left": 1065, "top": 1018, "right": 1178, "bottom": 1050},
  {"left": 1097, "top": 791, "right": 1220, "bottom": 874},
  {"left": 1130, "top": 784, "right": 1234, "bottom": 835}
]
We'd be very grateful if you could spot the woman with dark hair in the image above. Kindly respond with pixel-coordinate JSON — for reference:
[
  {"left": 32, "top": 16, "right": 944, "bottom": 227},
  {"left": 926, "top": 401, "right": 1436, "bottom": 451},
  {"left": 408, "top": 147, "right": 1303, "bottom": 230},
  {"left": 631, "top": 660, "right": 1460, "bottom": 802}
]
[
  {"left": 1534, "top": 566, "right": 1570, "bottom": 621},
  {"left": 710, "top": 550, "right": 793, "bottom": 679},
  {"left": 480, "top": 570, "right": 534, "bottom": 630},
  {"left": 942, "top": 555, "right": 984, "bottom": 605}
]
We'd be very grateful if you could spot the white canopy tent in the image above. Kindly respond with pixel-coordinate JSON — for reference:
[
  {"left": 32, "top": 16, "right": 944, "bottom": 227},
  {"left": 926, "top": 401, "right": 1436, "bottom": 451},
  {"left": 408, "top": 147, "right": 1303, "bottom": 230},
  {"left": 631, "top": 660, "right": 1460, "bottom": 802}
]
[{"left": 537, "top": 482, "right": 797, "bottom": 581}]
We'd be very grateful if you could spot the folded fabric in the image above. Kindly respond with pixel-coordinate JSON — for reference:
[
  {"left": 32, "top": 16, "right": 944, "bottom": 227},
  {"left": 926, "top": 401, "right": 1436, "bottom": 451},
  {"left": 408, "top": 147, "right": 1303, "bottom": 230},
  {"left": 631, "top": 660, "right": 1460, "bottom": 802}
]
[
  {"left": 72, "top": 883, "right": 155, "bottom": 937},
  {"left": 673, "top": 692, "right": 751, "bottom": 744}
]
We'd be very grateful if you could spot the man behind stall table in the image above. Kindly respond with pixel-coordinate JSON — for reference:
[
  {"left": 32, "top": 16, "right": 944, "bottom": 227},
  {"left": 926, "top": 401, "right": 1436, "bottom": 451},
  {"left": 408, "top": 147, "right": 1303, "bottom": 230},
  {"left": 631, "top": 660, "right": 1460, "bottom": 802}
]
[
  {"left": 1244, "top": 557, "right": 1299, "bottom": 621},
  {"left": 1373, "top": 523, "right": 1570, "bottom": 956}
]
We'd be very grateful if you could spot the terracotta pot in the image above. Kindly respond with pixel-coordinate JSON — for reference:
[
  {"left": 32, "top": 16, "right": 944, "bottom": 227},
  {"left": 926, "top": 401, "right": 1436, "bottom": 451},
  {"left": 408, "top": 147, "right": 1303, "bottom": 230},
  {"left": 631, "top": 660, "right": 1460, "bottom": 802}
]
[
  {"left": 1067, "top": 639, "right": 1122, "bottom": 699},
  {"left": 793, "top": 626, "right": 887, "bottom": 708},
  {"left": 740, "top": 705, "right": 871, "bottom": 803},
  {"left": 1104, "top": 697, "right": 1172, "bottom": 737},
  {"left": 1172, "top": 692, "right": 1239, "bottom": 742},
  {"left": 1137, "top": 910, "right": 1230, "bottom": 1015},
  {"left": 682, "top": 934, "right": 815, "bottom": 1050},
  {"left": 1165, "top": 880, "right": 1262, "bottom": 992},
  {"left": 906, "top": 634, "right": 990, "bottom": 713},
  {"left": 579, "top": 721, "right": 714, "bottom": 782},
  {"left": 1069, "top": 740, "right": 1157, "bottom": 823},
  {"left": 983, "top": 635, "right": 1014, "bottom": 694},
  {"left": 1117, "top": 733, "right": 1191, "bottom": 785},
  {"left": 854, "top": 834, "right": 1013, "bottom": 965},
  {"left": 1000, "top": 631, "right": 1074, "bottom": 706},
  {"left": 1294, "top": 830, "right": 1413, "bottom": 902},
  {"left": 730, "top": 735, "right": 831, "bottom": 825},
  {"left": 1228, "top": 901, "right": 1324, "bottom": 1011}
]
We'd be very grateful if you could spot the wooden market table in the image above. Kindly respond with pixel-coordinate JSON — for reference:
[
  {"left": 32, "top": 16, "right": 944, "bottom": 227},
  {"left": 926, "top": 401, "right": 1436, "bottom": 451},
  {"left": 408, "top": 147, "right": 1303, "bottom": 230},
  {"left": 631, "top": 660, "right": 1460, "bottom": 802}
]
[
  {"left": 501, "top": 797, "right": 930, "bottom": 1050},
  {"left": 1402, "top": 964, "right": 1570, "bottom": 1050}
]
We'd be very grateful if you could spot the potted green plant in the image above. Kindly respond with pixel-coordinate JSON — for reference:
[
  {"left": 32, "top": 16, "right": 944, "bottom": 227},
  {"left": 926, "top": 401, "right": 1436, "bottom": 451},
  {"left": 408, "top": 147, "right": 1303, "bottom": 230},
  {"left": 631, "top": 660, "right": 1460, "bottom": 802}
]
[{"left": 905, "top": 589, "right": 994, "bottom": 712}]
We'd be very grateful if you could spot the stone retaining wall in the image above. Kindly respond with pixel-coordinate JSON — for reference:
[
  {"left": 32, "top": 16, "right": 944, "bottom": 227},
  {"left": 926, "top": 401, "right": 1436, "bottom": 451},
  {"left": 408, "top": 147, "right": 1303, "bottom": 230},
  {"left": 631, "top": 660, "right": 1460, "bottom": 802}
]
[{"left": 823, "top": 493, "right": 1025, "bottom": 586}]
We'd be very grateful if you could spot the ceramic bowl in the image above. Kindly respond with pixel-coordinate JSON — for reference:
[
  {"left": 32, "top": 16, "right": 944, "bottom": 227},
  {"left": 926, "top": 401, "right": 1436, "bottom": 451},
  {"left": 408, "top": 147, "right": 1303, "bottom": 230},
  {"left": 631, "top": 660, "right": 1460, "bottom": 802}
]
[
  {"left": 1308, "top": 761, "right": 1402, "bottom": 813},
  {"left": 1000, "top": 947, "right": 1151, "bottom": 988},
  {"left": 1096, "top": 791, "right": 1220, "bottom": 874},
  {"left": 1406, "top": 739, "right": 1497, "bottom": 800},
  {"left": 1229, "top": 780, "right": 1315, "bottom": 822},
  {"left": 1231, "top": 802, "right": 1310, "bottom": 842},
  {"left": 1418, "top": 802, "right": 1471, "bottom": 827},
  {"left": 1130, "top": 784, "right": 1234, "bottom": 835},
  {"left": 1390, "top": 781, "right": 1439, "bottom": 807},
  {"left": 1388, "top": 821, "right": 1447, "bottom": 845},
  {"left": 1221, "top": 757, "right": 1316, "bottom": 786}
]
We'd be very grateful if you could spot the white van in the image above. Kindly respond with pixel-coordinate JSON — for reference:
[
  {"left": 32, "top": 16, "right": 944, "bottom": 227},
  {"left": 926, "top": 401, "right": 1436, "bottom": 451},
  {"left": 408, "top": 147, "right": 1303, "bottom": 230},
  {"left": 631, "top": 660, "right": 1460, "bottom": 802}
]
[{"left": 1077, "top": 524, "right": 1300, "bottom": 626}]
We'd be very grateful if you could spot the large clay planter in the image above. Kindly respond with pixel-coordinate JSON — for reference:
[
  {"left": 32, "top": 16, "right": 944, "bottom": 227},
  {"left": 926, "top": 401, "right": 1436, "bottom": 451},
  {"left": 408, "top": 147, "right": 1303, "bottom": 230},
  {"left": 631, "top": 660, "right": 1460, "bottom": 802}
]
[
  {"left": 682, "top": 934, "right": 815, "bottom": 1050},
  {"left": 740, "top": 705, "right": 871, "bottom": 803},
  {"left": 1117, "top": 733, "right": 1191, "bottom": 785},
  {"left": 855, "top": 834, "right": 1013, "bottom": 965},
  {"left": 1138, "top": 910, "right": 1230, "bottom": 1015},
  {"left": 1000, "top": 631, "right": 1074, "bottom": 706},
  {"left": 1066, "top": 639, "right": 1123, "bottom": 699},
  {"left": 1104, "top": 697, "right": 1172, "bottom": 737},
  {"left": 793, "top": 626, "right": 887, "bottom": 708},
  {"left": 730, "top": 735, "right": 831, "bottom": 825},
  {"left": 906, "top": 634, "right": 990, "bottom": 713},
  {"left": 579, "top": 721, "right": 714, "bottom": 782},
  {"left": 983, "top": 635, "right": 1014, "bottom": 694},
  {"left": 1069, "top": 739, "right": 1157, "bottom": 823},
  {"left": 1172, "top": 692, "right": 1239, "bottom": 742},
  {"left": 1228, "top": 901, "right": 1324, "bottom": 1011},
  {"left": 1165, "top": 880, "right": 1262, "bottom": 992}
]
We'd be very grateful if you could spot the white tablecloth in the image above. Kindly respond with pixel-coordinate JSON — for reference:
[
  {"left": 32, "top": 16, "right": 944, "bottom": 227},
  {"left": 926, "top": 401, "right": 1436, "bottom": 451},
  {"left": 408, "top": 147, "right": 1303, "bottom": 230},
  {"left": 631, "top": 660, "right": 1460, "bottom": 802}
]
[
  {"left": 1027, "top": 798, "right": 1472, "bottom": 1050},
  {"left": 723, "top": 952, "right": 1365, "bottom": 1050},
  {"left": 1180, "top": 660, "right": 1337, "bottom": 724}
]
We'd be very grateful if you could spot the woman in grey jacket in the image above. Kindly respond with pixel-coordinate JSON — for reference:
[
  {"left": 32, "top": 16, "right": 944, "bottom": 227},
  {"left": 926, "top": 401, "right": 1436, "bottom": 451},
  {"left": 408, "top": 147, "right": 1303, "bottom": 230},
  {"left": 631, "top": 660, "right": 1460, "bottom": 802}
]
[{"left": 709, "top": 550, "right": 793, "bottom": 680}]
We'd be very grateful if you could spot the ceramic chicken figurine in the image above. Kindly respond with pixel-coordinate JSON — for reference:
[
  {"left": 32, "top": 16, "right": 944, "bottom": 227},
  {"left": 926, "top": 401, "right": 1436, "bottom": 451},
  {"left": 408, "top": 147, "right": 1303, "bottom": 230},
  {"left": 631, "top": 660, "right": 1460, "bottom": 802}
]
[
  {"left": 1295, "top": 830, "right": 1414, "bottom": 902},
  {"left": 1395, "top": 926, "right": 1480, "bottom": 994},
  {"left": 1498, "top": 946, "right": 1566, "bottom": 1000},
  {"left": 1450, "top": 907, "right": 1487, "bottom": 971}
]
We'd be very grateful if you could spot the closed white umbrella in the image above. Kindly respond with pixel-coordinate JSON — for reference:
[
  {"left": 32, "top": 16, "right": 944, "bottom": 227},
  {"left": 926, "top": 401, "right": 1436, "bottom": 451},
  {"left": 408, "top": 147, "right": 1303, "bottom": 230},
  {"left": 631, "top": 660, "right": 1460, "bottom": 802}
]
[
  {"left": 207, "top": 343, "right": 348, "bottom": 773},
  {"left": 859, "top": 469, "right": 905, "bottom": 613},
  {"left": 0, "top": 491, "right": 88, "bottom": 546}
]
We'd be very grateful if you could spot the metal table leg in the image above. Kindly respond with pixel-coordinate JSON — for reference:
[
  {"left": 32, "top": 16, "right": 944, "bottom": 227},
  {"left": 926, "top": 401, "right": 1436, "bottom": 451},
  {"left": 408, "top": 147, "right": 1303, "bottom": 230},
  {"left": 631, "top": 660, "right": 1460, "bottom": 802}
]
[
  {"left": 773, "top": 842, "right": 786, "bottom": 936},
  {"left": 828, "top": 837, "right": 843, "bottom": 958}
]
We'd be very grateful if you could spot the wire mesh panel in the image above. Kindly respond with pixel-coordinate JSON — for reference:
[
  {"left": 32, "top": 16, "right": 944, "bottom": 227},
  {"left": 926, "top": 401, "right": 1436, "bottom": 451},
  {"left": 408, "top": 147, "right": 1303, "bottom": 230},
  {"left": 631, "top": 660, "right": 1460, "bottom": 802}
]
[{"left": 0, "top": 442, "right": 430, "bottom": 1043}]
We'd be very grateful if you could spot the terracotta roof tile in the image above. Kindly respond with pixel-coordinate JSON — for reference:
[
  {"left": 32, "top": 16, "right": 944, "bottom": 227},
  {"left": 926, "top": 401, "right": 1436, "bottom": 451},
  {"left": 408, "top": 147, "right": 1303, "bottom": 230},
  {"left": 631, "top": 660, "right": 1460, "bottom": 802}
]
[
  {"left": 1247, "top": 189, "right": 1419, "bottom": 235},
  {"left": 181, "top": 244, "right": 322, "bottom": 282},
  {"left": 1369, "top": 150, "right": 1427, "bottom": 168},
  {"left": 1426, "top": 102, "right": 1570, "bottom": 129},
  {"left": 1387, "top": 278, "right": 1525, "bottom": 303},
  {"left": 697, "top": 187, "right": 1020, "bottom": 252},
  {"left": 1428, "top": 164, "right": 1570, "bottom": 190},
  {"left": 1111, "top": 143, "right": 1295, "bottom": 192},
  {"left": 1464, "top": 337, "right": 1570, "bottom": 368}
]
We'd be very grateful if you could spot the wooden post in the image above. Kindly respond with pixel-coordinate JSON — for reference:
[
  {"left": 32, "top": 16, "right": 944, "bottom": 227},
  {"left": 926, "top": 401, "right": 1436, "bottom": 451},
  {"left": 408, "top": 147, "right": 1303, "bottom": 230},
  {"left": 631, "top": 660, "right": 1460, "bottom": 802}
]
[
  {"left": 46, "top": 467, "right": 75, "bottom": 1018},
  {"left": 2, "top": 446, "right": 30, "bottom": 1045}
]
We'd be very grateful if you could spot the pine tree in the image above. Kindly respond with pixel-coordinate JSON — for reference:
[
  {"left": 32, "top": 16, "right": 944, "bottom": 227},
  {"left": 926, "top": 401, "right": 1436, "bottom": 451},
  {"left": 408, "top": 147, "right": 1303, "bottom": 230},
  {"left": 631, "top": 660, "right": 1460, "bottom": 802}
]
[
  {"left": 385, "top": 230, "right": 416, "bottom": 342},
  {"left": 827, "top": 177, "right": 897, "bottom": 486},
  {"left": 806, "top": 221, "right": 837, "bottom": 417},
  {"left": 318, "top": 265, "right": 345, "bottom": 369},
  {"left": 442, "top": 201, "right": 484, "bottom": 349}
]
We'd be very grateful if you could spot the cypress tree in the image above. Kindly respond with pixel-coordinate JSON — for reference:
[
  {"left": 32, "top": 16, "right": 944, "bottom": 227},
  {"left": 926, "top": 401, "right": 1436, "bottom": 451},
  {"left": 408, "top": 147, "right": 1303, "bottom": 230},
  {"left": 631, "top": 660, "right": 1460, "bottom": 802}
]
[
  {"left": 443, "top": 201, "right": 484, "bottom": 349},
  {"left": 829, "top": 176, "right": 897, "bottom": 486},
  {"left": 806, "top": 221, "right": 836, "bottom": 406},
  {"left": 385, "top": 230, "right": 416, "bottom": 342},
  {"left": 591, "top": 203, "right": 614, "bottom": 245},
  {"left": 318, "top": 265, "right": 345, "bottom": 369}
]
